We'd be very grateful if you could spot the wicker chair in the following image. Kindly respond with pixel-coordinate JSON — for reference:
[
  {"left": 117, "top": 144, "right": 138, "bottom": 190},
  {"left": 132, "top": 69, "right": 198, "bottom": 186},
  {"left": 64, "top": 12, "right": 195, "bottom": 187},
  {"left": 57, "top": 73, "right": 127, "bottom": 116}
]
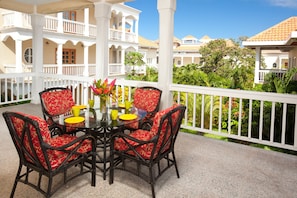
[
  {"left": 126, "top": 86, "right": 162, "bottom": 131},
  {"left": 3, "top": 111, "right": 96, "bottom": 198},
  {"left": 39, "top": 87, "right": 79, "bottom": 136},
  {"left": 109, "top": 104, "right": 186, "bottom": 198}
]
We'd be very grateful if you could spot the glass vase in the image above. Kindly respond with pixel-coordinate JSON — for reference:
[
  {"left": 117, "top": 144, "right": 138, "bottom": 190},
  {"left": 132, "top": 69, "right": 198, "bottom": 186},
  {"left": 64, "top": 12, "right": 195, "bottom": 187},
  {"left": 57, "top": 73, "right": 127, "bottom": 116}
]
[{"left": 100, "top": 95, "right": 107, "bottom": 121}]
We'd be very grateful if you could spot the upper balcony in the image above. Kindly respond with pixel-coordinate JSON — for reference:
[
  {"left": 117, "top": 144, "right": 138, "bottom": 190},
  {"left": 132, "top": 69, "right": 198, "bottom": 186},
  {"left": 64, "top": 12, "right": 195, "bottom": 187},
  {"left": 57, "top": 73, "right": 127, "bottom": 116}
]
[{"left": 1, "top": 11, "right": 137, "bottom": 43}]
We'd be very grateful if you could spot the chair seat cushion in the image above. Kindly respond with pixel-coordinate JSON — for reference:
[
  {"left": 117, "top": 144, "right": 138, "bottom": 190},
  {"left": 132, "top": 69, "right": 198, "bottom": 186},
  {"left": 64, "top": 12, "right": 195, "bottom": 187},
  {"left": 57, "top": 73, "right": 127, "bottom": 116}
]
[
  {"left": 114, "top": 129, "right": 155, "bottom": 159},
  {"left": 12, "top": 112, "right": 91, "bottom": 170},
  {"left": 114, "top": 104, "right": 182, "bottom": 160},
  {"left": 48, "top": 135, "right": 92, "bottom": 169}
]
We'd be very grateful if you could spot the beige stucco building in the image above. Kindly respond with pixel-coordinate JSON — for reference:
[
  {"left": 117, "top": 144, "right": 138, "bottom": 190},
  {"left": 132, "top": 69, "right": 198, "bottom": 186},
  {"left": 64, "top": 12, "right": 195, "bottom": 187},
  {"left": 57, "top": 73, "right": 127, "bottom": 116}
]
[{"left": 0, "top": 3, "right": 141, "bottom": 76}]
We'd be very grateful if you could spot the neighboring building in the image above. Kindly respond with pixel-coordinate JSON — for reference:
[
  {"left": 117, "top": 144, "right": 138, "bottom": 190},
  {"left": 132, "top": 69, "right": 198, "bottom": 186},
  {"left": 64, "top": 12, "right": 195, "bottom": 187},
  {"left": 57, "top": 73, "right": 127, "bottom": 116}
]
[
  {"left": 3, "top": 2, "right": 294, "bottom": 82},
  {"left": 0, "top": 3, "right": 140, "bottom": 76},
  {"left": 138, "top": 35, "right": 158, "bottom": 68},
  {"left": 243, "top": 16, "right": 297, "bottom": 83},
  {"left": 173, "top": 35, "right": 214, "bottom": 66}
]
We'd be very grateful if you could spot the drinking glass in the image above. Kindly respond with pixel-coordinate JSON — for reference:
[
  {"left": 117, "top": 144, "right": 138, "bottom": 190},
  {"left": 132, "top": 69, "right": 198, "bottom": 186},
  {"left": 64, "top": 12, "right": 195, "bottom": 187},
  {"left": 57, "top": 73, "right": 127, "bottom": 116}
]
[
  {"left": 125, "top": 101, "right": 132, "bottom": 110},
  {"left": 88, "top": 99, "right": 94, "bottom": 108},
  {"left": 110, "top": 109, "right": 118, "bottom": 120},
  {"left": 72, "top": 106, "right": 80, "bottom": 117}
]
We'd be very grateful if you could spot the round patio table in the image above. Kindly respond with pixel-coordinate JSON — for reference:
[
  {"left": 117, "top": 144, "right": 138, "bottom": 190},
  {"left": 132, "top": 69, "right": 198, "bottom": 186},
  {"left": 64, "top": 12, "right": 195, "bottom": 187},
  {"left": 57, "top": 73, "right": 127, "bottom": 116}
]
[{"left": 55, "top": 106, "right": 145, "bottom": 180}]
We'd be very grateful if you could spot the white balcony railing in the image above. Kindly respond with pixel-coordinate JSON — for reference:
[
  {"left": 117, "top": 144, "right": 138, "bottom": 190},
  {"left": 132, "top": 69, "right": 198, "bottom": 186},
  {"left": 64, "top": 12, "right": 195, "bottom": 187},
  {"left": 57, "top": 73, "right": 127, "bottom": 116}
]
[
  {"left": 1, "top": 72, "right": 297, "bottom": 152},
  {"left": 3, "top": 64, "right": 148, "bottom": 77},
  {"left": 258, "top": 69, "right": 286, "bottom": 83},
  {"left": 1, "top": 12, "right": 137, "bottom": 43}
]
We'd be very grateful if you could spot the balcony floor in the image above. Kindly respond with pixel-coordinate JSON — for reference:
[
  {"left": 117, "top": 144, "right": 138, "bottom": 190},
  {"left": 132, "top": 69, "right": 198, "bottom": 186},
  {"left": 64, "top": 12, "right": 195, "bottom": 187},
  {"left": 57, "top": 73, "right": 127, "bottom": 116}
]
[{"left": 1, "top": 103, "right": 297, "bottom": 198}]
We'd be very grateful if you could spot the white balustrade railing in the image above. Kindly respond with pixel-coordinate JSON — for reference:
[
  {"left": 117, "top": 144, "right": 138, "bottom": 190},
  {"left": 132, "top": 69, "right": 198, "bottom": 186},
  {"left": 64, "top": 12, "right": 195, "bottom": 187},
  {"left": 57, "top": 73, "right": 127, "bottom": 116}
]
[
  {"left": 63, "top": 19, "right": 85, "bottom": 35},
  {"left": 0, "top": 73, "right": 33, "bottom": 104},
  {"left": 1, "top": 72, "right": 297, "bottom": 152},
  {"left": 110, "top": 29, "right": 122, "bottom": 40},
  {"left": 1, "top": 12, "right": 136, "bottom": 43},
  {"left": 44, "top": 16, "right": 58, "bottom": 31},
  {"left": 258, "top": 69, "right": 286, "bottom": 82},
  {"left": 171, "top": 84, "right": 297, "bottom": 151}
]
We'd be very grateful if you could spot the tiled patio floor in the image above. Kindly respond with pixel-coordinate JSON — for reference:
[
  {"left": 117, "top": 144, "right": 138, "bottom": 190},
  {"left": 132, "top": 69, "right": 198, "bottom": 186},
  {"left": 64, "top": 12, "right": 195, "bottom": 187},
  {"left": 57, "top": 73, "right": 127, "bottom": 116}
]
[{"left": 1, "top": 103, "right": 297, "bottom": 198}]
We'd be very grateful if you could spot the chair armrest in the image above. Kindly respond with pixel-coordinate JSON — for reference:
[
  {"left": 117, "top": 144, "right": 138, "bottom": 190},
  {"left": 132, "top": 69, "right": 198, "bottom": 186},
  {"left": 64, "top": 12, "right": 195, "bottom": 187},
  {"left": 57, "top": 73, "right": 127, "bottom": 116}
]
[{"left": 139, "top": 119, "right": 153, "bottom": 131}]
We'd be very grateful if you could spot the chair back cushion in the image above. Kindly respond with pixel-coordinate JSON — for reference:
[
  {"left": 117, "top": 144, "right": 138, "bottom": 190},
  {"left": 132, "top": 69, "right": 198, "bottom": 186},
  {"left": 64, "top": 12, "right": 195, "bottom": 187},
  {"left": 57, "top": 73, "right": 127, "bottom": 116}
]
[
  {"left": 133, "top": 88, "right": 161, "bottom": 113},
  {"left": 9, "top": 112, "right": 51, "bottom": 169},
  {"left": 150, "top": 104, "right": 183, "bottom": 154},
  {"left": 41, "top": 89, "right": 75, "bottom": 116}
]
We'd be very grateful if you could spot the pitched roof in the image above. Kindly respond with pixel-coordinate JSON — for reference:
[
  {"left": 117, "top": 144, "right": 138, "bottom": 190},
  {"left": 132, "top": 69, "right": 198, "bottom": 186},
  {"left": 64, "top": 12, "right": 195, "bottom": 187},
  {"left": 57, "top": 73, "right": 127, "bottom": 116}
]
[
  {"left": 247, "top": 16, "right": 297, "bottom": 42},
  {"left": 200, "top": 35, "right": 211, "bottom": 40},
  {"left": 183, "top": 35, "right": 197, "bottom": 39},
  {"left": 174, "top": 44, "right": 202, "bottom": 52},
  {"left": 138, "top": 36, "right": 158, "bottom": 49}
]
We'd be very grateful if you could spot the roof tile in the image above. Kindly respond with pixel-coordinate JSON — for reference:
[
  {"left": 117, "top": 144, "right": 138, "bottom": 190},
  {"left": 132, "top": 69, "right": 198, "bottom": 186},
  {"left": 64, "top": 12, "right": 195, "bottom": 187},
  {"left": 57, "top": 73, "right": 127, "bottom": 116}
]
[{"left": 247, "top": 16, "right": 297, "bottom": 42}]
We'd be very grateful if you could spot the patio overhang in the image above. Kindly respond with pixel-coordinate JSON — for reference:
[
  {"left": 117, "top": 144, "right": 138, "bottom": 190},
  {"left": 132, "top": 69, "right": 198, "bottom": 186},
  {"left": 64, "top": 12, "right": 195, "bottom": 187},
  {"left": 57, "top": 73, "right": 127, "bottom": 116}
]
[{"left": 0, "top": 0, "right": 132, "bottom": 14}]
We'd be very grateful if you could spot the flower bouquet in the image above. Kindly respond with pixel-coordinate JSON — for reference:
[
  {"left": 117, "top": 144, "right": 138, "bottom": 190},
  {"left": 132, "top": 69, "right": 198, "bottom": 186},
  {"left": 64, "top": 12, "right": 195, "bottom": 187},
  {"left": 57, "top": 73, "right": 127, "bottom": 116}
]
[{"left": 89, "top": 78, "right": 116, "bottom": 116}]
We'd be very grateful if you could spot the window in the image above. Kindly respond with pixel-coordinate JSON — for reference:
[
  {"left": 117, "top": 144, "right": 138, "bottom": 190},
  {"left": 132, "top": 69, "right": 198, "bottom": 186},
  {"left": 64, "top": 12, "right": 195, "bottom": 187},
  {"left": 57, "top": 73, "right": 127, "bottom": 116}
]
[
  {"left": 63, "top": 11, "right": 76, "bottom": 21},
  {"left": 147, "top": 58, "right": 152, "bottom": 64},
  {"left": 24, "top": 48, "right": 33, "bottom": 64}
]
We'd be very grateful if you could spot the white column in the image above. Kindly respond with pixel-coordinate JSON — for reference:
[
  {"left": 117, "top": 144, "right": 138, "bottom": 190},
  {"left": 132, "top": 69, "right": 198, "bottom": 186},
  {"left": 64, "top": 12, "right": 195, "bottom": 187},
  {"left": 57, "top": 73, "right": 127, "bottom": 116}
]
[
  {"left": 31, "top": 13, "right": 45, "bottom": 104},
  {"left": 121, "top": 16, "right": 126, "bottom": 41},
  {"left": 254, "top": 47, "right": 261, "bottom": 84},
  {"left": 83, "top": 44, "right": 89, "bottom": 76},
  {"left": 15, "top": 39, "right": 22, "bottom": 73},
  {"left": 56, "top": 43, "right": 63, "bottom": 74},
  {"left": 116, "top": 49, "right": 120, "bottom": 63},
  {"left": 57, "top": 12, "right": 63, "bottom": 33},
  {"left": 157, "top": 0, "right": 176, "bottom": 109},
  {"left": 121, "top": 48, "right": 126, "bottom": 74},
  {"left": 94, "top": 2, "right": 111, "bottom": 80},
  {"left": 84, "top": 8, "right": 89, "bottom": 36},
  {"left": 135, "top": 18, "right": 139, "bottom": 42},
  {"left": 14, "top": 12, "right": 23, "bottom": 27}
]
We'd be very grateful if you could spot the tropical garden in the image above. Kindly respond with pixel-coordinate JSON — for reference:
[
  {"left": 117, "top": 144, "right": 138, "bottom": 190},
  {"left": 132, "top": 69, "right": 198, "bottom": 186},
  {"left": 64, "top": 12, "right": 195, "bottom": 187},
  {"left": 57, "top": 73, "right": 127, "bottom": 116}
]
[{"left": 125, "top": 39, "right": 297, "bottom": 152}]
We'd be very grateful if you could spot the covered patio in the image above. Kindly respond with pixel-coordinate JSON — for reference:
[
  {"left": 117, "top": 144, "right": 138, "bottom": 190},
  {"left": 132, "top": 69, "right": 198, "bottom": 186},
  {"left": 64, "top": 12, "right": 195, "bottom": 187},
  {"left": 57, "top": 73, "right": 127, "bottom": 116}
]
[
  {"left": 1, "top": 103, "right": 297, "bottom": 198},
  {"left": 1, "top": 1, "right": 297, "bottom": 197}
]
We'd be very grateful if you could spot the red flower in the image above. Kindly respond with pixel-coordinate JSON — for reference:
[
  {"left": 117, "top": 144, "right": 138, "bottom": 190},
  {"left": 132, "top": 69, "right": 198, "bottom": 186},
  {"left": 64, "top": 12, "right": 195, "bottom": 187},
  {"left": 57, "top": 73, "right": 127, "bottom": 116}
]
[{"left": 90, "top": 78, "right": 116, "bottom": 97}]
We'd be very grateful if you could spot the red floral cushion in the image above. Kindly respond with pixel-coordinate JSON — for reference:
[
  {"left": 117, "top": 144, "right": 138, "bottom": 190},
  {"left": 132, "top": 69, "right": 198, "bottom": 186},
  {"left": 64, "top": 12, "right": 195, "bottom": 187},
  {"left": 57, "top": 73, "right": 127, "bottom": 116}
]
[
  {"left": 48, "top": 134, "right": 92, "bottom": 169},
  {"left": 124, "top": 120, "right": 139, "bottom": 130},
  {"left": 115, "top": 104, "right": 182, "bottom": 159},
  {"left": 126, "top": 88, "right": 161, "bottom": 130},
  {"left": 133, "top": 88, "right": 160, "bottom": 113},
  {"left": 114, "top": 129, "right": 154, "bottom": 159},
  {"left": 41, "top": 89, "right": 75, "bottom": 116},
  {"left": 11, "top": 112, "right": 91, "bottom": 170}
]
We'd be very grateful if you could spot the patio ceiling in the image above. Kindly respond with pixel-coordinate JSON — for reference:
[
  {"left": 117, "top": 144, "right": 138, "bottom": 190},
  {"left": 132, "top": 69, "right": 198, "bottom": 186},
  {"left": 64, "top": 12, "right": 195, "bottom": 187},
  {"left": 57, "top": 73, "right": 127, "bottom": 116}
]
[{"left": 0, "top": 0, "right": 132, "bottom": 14}]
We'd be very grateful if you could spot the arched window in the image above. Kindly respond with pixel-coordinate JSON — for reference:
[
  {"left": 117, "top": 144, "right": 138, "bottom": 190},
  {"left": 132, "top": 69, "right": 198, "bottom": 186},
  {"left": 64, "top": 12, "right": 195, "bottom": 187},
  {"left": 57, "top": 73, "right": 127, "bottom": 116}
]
[{"left": 24, "top": 48, "right": 33, "bottom": 64}]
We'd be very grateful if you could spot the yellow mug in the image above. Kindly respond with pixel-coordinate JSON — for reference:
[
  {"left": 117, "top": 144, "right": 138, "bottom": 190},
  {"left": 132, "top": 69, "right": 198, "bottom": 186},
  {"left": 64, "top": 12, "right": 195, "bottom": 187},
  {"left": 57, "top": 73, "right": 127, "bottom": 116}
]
[
  {"left": 110, "top": 109, "right": 118, "bottom": 120},
  {"left": 72, "top": 106, "right": 80, "bottom": 117}
]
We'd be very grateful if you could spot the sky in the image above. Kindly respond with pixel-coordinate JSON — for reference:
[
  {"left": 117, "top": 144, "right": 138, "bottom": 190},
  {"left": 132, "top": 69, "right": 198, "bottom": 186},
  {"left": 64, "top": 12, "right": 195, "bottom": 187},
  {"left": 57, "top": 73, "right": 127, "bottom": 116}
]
[{"left": 125, "top": 0, "right": 297, "bottom": 41}]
